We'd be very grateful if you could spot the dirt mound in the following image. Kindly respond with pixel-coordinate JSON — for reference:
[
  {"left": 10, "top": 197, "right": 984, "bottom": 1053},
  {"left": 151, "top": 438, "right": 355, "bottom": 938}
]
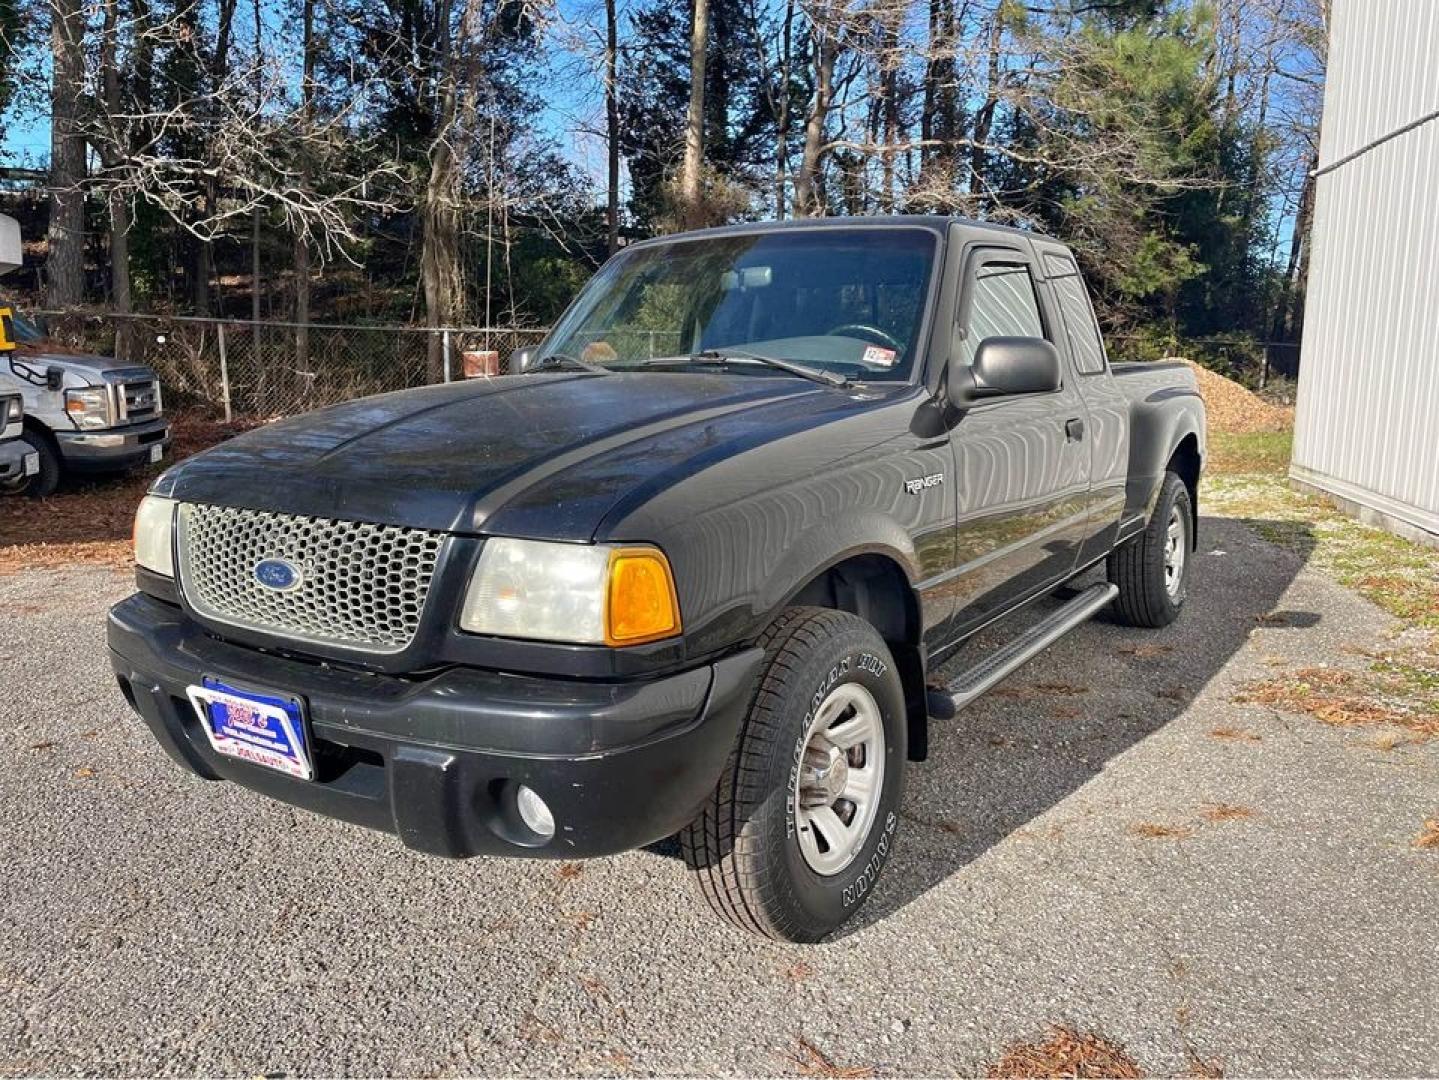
[{"left": 1178, "top": 359, "right": 1294, "bottom": 435}]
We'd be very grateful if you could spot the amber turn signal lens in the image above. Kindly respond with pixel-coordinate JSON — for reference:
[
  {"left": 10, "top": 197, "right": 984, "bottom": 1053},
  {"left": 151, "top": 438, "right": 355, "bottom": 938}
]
[{"left": 605, "top": 548, "right": 681, "bottom": 646}]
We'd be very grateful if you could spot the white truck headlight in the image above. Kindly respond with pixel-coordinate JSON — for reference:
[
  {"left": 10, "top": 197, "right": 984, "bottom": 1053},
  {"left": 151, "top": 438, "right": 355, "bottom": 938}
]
[
  {"left": 460, "top": 537, "right": 681, "bottom": 646},
  {"left": 133, "top": 495, "right": 176, "bottom": 577},
  {"left": 64, "top": 386, "right": 114, "bottom": 430},
  {"left": 4, "top": 395, "right": 20, "bottom": 423}
]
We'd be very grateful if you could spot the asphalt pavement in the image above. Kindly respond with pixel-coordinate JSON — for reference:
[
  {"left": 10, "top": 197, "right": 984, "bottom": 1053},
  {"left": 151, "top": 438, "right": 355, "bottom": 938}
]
[{"left": 2, "top": 514, "right": 1436, "bottom": 1076}]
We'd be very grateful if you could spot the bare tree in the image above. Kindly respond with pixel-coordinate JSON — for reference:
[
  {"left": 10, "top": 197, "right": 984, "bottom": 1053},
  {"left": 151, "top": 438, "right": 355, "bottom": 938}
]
[
  {"left": 99, "top": 0, "right": 131, "bottom": 322},
  {"left": 605, "top": 0, "right": 620, "bottom": 253},
  {"left": 678, "top": 0, "right": 709, "bottom": 227},
  {"left": 294, "top": 0, "right": 317, "bottom": 366},
  {"left": 793, "top": 1, "right": 849, "bottom": 217},
  {"left": 45, "top": 0, "right": 86, "bottom": 305}
]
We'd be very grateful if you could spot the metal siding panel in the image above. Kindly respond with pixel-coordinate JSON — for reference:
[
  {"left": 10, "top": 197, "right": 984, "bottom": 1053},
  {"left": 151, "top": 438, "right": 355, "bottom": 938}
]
[{"left": 1292, "top": 0, "right": 1439, "bottom": 530}]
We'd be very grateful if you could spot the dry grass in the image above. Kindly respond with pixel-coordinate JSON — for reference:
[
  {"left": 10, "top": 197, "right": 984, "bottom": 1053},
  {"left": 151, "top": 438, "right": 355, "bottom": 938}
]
[
  {"left": 1115, "top": 643, "right": 1174, "bottom": 659},
  {"left": 1414, "top": 819, "right": 1439, "bottom": 850},
  {"left": 0, "top": 411, "right": 261, "bottom": 576},
  {"left": 1199, "top": 803, "right": 1255, "bottom": 823},
  {"left": 1208, "top": 726, "right": 1261, "bottom": 744},
  {"left": 1131, "top": 822, "right": 1193, "bottom": 840},
  {"left": 987, "top": 1025, "right": 1144, "bottom": 1079},
  {"left": 992, "top": 680, "right": 1091, "bottom": 700},
  {"left": 785, "top": 1036, "right": 877, "bottom": 1079},
  {"left": 781, "top": 960, "right": 815, "bottom": 985},
  {"left": 1368, "top": 732, "right": 1414, "bottom": 752},
  {"left": 556, "top": 862, "right": 584, "bottom": 880},
  {"left": 1235, "top": 660, "right": 1439, "bottom": 741}
]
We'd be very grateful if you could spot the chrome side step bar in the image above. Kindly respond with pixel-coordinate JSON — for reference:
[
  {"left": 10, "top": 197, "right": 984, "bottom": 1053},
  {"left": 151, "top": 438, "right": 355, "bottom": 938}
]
[{"left": 927, "top": 582, "right": 1118, "bottom": 720}]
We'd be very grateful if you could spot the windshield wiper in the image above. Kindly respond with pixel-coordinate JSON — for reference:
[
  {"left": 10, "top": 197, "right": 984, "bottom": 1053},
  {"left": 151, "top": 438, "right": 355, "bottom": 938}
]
[
  {"left": 524, "top": 352, "right": 611, "bottom": 375},
  {"left": 642, "top": 349, "right": 851, "bottom": 388}
]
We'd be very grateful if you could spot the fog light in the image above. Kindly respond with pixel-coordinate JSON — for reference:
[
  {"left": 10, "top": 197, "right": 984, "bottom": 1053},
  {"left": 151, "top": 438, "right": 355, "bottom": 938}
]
[{"left": 515, "top": 784, "right": 555, "bottom": 840}]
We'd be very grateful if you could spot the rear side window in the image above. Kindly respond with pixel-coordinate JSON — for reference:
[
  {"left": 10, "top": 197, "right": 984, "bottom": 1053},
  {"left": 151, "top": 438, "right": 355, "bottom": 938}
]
[
  {"left": 1044, "top": 253, "right": 1107, "bottom": 375},
  {"left": 956, "top": 259, "right": 1045, "bottom": 367}
]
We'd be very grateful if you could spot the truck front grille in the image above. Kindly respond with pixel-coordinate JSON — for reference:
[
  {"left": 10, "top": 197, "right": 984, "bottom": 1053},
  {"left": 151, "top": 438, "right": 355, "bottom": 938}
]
[
  {"left": 176, "top": 503, "right": 446, "bottom": 654},
  {"left": 119, "top": 378, "right": 159, "bottom": 423}
]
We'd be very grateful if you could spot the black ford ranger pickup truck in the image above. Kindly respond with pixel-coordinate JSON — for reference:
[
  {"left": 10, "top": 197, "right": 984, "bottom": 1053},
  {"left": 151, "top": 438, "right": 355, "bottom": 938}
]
[{"left": 109, "top": 217, "right": 1205, "bottom": 942}]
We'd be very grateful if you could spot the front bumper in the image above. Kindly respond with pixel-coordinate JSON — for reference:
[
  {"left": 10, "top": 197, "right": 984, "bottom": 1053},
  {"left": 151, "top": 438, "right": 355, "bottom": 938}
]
[
  {"left": 108, "top": 593, "right": 762, "bottom": 858},
  {"left": 57, "top": 416, "right": 170, "bottom": 471},
  {"left": 0, "top": 440, "right": 37, "bottom": 483}
]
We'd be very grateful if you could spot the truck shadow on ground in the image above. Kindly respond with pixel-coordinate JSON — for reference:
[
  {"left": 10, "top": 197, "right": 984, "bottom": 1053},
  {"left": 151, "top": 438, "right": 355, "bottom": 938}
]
[
  {"left": 649, "top": 515, "right": 1317, "bottom": 936},
  {"left": 845, "top": 513, "right": 1316, "bottom": 933}
]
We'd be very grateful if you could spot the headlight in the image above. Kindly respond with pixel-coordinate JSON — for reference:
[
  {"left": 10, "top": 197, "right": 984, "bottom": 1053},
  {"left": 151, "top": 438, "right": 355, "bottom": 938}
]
[
  {"left": 153, "top": 380, "right": 164, "bottom": 416},
  {"left": 133, "top": 495, "right": 176, "bottom": 577},
  {"left": 3, "top": 396, "right": 19, "bottom": 422},
  {"left": 460, "top": 538, "right": 681, "bottom": 646},
  {"left": 65, "top": 386, "right": 114, "bottom": 430}
]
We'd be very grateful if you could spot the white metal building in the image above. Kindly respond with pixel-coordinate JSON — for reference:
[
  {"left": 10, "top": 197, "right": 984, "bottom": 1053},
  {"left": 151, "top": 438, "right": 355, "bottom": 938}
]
[{"left": 1291, "top": 0, "right": 1439, "bottom": 545}]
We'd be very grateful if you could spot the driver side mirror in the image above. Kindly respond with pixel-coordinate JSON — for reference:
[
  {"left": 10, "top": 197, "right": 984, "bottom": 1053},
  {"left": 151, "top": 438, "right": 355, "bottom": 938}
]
[
  {"left": 948, "top": 336, "right": 1060, "bottom": 406},
  {"left": 45, "top": 365, "right": 64, "bottom": 392}
]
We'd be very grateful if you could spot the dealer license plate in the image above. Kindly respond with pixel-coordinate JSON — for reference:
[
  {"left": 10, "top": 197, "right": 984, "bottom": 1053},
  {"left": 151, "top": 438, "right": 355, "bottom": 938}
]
[
  {"left": 149, "top": 444, "right": 164, "bottom": 464},
  {"left": 22, "top": 452, "right": 38, "bottom": 476},
  {"left": 186, "top": 678, "right": 312, "bottom": 780}
]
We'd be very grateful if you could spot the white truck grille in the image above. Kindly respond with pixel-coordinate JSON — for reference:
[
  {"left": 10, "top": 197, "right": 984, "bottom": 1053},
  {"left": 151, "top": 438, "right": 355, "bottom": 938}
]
[
  {"left": 120, "top": 378, "right": 159, "bottom": 422},
  {"left": 176, "top": 503, "right": 445, "bottom": 653}
]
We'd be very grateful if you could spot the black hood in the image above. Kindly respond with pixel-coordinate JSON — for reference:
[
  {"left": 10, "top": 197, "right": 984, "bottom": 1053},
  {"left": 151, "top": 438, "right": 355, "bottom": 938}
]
[{"left": 156, "top": 371, "right": 886, "bottom": 539}]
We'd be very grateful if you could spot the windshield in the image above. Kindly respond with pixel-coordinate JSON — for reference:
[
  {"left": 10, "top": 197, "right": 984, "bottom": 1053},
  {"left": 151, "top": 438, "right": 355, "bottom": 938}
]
[{"left": 542, "top": 228, "right": 938, "bottom": 381}]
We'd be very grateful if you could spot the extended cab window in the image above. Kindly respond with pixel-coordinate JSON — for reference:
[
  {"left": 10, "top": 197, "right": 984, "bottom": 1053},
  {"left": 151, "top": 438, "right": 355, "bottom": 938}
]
[
  {"left": 957, "top": 259, "right": 1044, "bottom": 367},
  {"left": 1044, "top": 253, "right": 1107, "bottom": 374}
]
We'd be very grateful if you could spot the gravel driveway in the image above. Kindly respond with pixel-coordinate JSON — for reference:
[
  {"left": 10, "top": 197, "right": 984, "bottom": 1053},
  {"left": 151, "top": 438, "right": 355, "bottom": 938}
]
[{"left": 2, "top": 514, "right": 1436, "bottom": 1076}]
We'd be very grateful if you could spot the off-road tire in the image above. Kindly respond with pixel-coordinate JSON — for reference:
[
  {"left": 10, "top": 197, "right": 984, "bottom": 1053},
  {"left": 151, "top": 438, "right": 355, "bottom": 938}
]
[
  {"left": 681, "top": 607, "right": 906, "bottom": 942},
  {"left": 1107, "top": 470, "right": 1192, "bottom": 628},
  {"left": 14, "top": 429, "right": 61, "bottom": 498}
]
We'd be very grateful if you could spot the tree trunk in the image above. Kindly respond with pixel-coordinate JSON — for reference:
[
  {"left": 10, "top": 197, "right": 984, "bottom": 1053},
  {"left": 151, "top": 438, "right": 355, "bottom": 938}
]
[
  {"left": 100, "top": 0, "right": 132, "bottom": 354},
  {"left": 880, "top": 10, "right": 900, "bottom": 211},
  {"left": 46, "top": 0, "right": 87, "bottom": 307},
  {"left": 421, "top": 0, "right": 479, "bottom": 379},
  {"left": 969, "top": 5, "right": 1003, "bottom": 199},
  {"left": 251, "top": 0, "right": 264, "bottom": 322},
  {"left": 679, "top": 0, "right": 709, "bottom": 228},
  {"left": 294, "top": 0, "right": 315, "bottom": 374},
  {"left": 605, "top": 0, "right": 620, "bottom": 254},
  {"left": 921, "top": 0, "right": 957, "bottom": 173},
  {"left": 774, "top": 0, "right": 794, "bottom": 218},
  {"left": 193, "top": 0, "right": 239, "bottom": 315},
  {"left": 793, "top": 12, "right": 837, "bottom": 218},
  {"left": 1275, "top": 151, "right": 1319, "bottom": 341}
]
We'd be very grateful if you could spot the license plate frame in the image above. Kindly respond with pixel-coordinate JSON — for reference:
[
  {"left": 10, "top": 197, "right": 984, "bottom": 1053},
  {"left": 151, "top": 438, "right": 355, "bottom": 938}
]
[{"left": 186, "top": 678, "right": 313, "bottom": 781}]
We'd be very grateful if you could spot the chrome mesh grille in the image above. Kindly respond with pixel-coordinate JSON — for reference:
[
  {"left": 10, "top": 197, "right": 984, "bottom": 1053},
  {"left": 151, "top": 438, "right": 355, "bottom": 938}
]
[{"left": 176, "top": 503, "right": 445, "bottom": 653}]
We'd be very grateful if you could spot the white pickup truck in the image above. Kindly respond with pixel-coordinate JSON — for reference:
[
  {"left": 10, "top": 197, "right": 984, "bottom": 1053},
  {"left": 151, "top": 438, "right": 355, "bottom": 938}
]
[
  {"left": 0, "top": 390, "right": 37, "bottom": 490},
  {"left": 0, "top": 215, "right": 170, "bottom": 497}
]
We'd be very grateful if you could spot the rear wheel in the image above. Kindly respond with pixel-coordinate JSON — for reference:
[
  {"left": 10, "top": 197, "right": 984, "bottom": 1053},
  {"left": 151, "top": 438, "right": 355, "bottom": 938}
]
[
  {"left": 681, "top": 607, "right": 906, "bottom": 942},
  {"left": 1107, "top": 470, "right": 1192, "bottom": 628}
]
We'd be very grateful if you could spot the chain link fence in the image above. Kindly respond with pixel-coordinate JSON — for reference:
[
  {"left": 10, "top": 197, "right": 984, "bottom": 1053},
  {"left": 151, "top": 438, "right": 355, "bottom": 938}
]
[{"left": 29, "top": 310, "right": 550, "bottom": 419}]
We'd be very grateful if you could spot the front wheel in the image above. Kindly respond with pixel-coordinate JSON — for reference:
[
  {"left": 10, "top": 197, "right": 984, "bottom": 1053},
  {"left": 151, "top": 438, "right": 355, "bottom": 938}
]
[
  {"left": 681, "top": 607, "right": 906, "bottom": 942},
  {"left": 9, "top": 430, "right": 62, "bottom": 498}
]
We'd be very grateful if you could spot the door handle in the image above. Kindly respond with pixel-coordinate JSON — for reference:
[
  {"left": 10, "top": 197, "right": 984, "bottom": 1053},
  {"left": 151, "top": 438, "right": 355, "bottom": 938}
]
[{"left": 1065, "top": 417, "right": 1086, "bottom": 442}]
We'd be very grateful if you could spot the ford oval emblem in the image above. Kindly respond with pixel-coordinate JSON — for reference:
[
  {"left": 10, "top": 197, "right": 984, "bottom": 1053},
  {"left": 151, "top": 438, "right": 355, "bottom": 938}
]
[{"left": 254, "top": 558, "right": 302, "bottom": 592}]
